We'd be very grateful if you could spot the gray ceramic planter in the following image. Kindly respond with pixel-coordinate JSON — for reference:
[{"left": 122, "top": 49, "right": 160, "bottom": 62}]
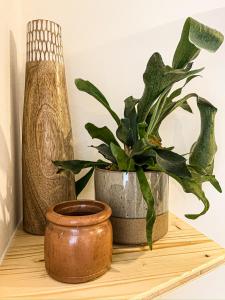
[{"left": 94, "top": 168, "right": 169, "bottom": 245}]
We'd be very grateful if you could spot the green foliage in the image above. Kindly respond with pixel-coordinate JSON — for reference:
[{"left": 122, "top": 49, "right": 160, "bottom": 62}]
[
  {"left": 136, "top": 167, "right": 155, "bottom": 249},
  {"left": 155, "top": 149, "right": 191, "bottom": 178},
  {"left": 75, "top": 168, "right": 94, "bottom": 196},
  {"left": 189, "top": 98, "right": 217, "bottom": 174},
  {"left": 54, "top": 160, "right": 109, "bottom": 174},
  {"left": 85, "top": 123, "right": 119, "bottom": 146},
  {"left": 91, "top": 144, "right": 116, "bottom": 163},
  {"left": 137, "top": 52, "right": 204, "bottom": 123},
  {"left": 173, "top": 17, "right": 224, "bottom": 68},
  {"left": 54, "top": 17, "right": 223, "bottom": 249},
  {"left": 116, "top": 97, "right": 138, "bottom": 146},
  {"left": 110, "top": 143, "right": 135, "bottom": 171},
  {"left": 75, "top": 79, "right": 120, "bottom": 125},
  {"left": 170, "top": 170, "right": 210, "bottom": 219}
]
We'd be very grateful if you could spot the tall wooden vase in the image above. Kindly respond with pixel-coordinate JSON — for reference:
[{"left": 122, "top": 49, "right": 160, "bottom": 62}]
[{"left": 22, "top": 20, "right": 75, "bottom": 235}]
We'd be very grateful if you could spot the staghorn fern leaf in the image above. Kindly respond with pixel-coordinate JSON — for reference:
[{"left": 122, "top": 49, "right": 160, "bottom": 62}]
[
  {"left": 189, "top": 97, "right": 217, "bottom": 174},
  {"left": 173, "top": 17, "right": 224, "bottom": 68},
  {"left": 75, "top": 79, "right": 120, "bottom": 125}
]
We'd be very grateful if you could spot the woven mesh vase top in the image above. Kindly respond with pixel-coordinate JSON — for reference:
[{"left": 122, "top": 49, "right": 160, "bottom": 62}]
[{"left": 26, "top": 19, "right": 63, "bottom": 63}]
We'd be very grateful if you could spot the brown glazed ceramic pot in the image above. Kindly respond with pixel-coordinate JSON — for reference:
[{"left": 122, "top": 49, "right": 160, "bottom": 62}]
[{"left": 44, "top": 200, "right": 112, "bottom": 283}]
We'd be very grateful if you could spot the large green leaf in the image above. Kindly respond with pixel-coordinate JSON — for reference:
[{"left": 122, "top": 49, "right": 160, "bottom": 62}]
[
  {"left": 188, "top": 166, "right": 222, "bottom": 193},
  {"left": 124, "top": 96, "right": 138, "bottom": 143},
  {"left": 153, "top": 93, "right": 198, "bottom": 133},
  {"left": 169, "top": 164, "right": 221, "bottom": 219},
  {"left": 167, "top": 75, "right": 199, "bottom": 103},
  {"left": 54, "top": 160, "right": 109, "bottom": 174},
  {"left": 75, "top": 168, "right": 94, "bottom": 196},
  {"left": 91, "top": 144, "right": 116, "bottom": 163},
  {"left": 164, "top": 93, "right": 197, "bottom": 116},
  {"left": 110, "top": 143, "right": 135, "bottom": 171},
  {"left": 116, "top": 97, "right": 138, "bottom": 146},
  {"left": 116, "top": 118, "right": 134, "bottom": 146},
  {"left": 137, "top": 52, "right": 203, "bottom": 122},
  {"left": 146, "top": 75, "right": 200, "bottom": 134},
  {"left": 148, "top": 74, "right": 196, "bottom": 115},
  {"left": 75, "top": 79, "right": 120, "bottom": 125},
  {"left": 131, "top": 138, "right": 152, "bottom": 157},
  {"left": 146, "top": 87, "right": 171, "bottom": 136},
  {"left": 189, "top": 97, "right": 217, "bottom": 174},
  {"left": 173, "top": 17, "right": 224, "bottom": 69},
  {"left": 136, "top": 167, "right": 155, "bottom": 248},
  {"left": 138, "top": 122, "right": 148, "bottom": 139},
  {"left": 203, "top": 175, "right": 222, "bottom": 193},
  {"left": 171, "top": 172, "right": 210, "bottom": 219},
  {"left": 135, "top": 156, "right": 156, "bottom": 168},
  {"left": 130, "top": 139, "right": 157, "bottom": 168},
  {"left": 124, "top": 96, "right": 138, "bottom": 116},
  {"left": 156, "top": 149, "right": 191, "bottom": 178},
  {"left": 85, "top": 123, "right": 119, "bottom": 146}
]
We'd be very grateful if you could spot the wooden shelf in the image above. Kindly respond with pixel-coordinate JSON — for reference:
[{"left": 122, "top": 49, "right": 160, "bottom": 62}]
[{"left": 0, "top": 214, "right": 224, "bottom": 299}]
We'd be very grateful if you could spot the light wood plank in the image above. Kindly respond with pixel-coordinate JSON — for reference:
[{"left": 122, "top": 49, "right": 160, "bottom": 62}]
[{"left": 0, "top": 214, "right": 224, "bottom": 299}]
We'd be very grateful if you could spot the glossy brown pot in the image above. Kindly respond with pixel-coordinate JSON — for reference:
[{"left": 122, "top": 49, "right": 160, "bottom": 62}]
[{"left": 44, "top": 200, "right": 112, "bottom": 283}]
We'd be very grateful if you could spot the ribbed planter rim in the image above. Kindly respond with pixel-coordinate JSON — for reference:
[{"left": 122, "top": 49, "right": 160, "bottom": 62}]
[
  {"left": 27, "top": 19, "right": 61, "bottom": 27},
  {"left": 46, "top": 200, "right": 112, "bottom": 227}
]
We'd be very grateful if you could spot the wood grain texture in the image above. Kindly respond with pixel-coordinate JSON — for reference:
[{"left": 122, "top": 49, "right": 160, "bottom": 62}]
[
  {"left": 0, "top": 214, "right": 224, "bottom": 299},
  {"left": 22, "top": 60, "right": 75, "bottom": 235}
]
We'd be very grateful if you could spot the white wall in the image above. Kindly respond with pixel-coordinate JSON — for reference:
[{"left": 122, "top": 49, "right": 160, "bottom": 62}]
[
  {"left": 0, "top": 0, "right": 23, "bottom": 261},
  {"left": 1, "top": 1, "right": 225, "bottom": 296}
]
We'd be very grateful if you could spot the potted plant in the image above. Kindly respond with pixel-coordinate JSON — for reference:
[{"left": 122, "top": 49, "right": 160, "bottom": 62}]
[{"left": 54, "top": 17, "right": 223, "bottom": 248}]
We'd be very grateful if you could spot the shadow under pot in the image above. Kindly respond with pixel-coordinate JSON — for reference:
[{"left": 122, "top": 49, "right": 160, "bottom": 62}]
[
  {"left": 94, "top": 169, "right": 169, "bottom": 245},
  {"left": 44, "top": 200, "right": 112, "bottom": 283}
]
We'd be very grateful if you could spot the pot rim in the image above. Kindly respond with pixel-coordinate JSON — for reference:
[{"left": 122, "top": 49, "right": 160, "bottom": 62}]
[
  {"left": 95, "top": 167, "right": 162, "bottom": 174},
  {"left": 46, "top": 200, "right": 112, "bottom": 227}
]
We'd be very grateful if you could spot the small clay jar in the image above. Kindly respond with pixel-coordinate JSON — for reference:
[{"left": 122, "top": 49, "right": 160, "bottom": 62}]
[{"left": 44, "top": 200, "right": 112, "bottom": 283}]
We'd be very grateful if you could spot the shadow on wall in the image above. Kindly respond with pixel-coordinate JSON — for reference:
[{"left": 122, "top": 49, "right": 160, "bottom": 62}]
[
  {"left": 0, "top": 128, "right": 12, "bottom": 230},
  {"left": 9, "top": 31, "right": 22, "bottom": 224},
  {"left": 0, "top": 31, "right": 22, "bottom": 258}
]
